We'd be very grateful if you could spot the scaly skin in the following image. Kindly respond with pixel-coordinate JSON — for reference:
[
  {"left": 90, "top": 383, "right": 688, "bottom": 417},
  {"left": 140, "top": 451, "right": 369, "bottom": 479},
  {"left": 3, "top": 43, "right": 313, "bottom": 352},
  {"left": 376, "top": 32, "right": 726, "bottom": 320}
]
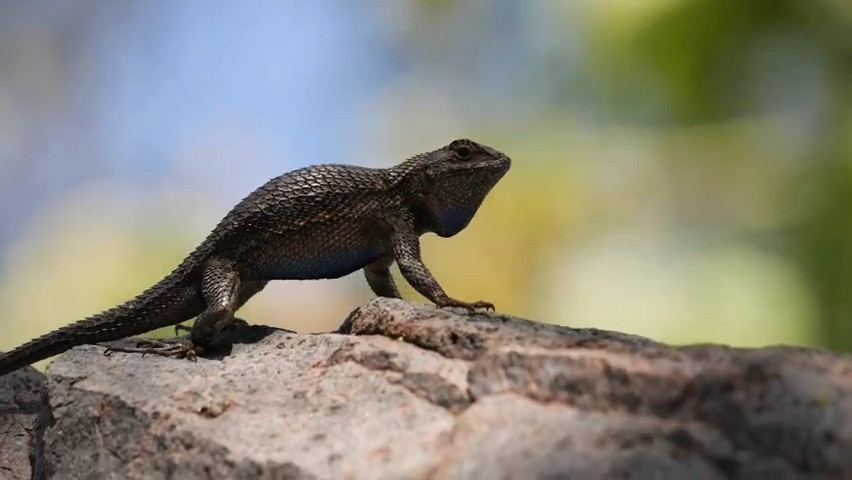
[{"left": 0, "top": 139, "right": 511, "bottom": 375}]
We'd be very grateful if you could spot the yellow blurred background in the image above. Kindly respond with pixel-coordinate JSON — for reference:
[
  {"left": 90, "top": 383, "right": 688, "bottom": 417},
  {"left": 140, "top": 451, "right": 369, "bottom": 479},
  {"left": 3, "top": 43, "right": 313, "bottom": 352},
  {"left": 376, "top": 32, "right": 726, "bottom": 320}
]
[{"left": 1, "top": 0, "right": 851, "bottom": 361}]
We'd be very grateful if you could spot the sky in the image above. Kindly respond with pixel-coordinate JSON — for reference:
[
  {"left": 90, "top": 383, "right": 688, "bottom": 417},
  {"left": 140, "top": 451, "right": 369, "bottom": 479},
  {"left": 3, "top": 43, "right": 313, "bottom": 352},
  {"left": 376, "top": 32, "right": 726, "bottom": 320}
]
[{"left": 0, "top": 2, "right": 404, "bottom": 250}]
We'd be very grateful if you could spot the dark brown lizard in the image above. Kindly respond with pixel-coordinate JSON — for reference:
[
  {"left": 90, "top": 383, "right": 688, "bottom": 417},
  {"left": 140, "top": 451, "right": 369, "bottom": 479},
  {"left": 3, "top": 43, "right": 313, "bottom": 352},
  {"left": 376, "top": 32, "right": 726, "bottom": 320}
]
[{"left": 0, "top": 139, "right": 511, "bottom": 375}]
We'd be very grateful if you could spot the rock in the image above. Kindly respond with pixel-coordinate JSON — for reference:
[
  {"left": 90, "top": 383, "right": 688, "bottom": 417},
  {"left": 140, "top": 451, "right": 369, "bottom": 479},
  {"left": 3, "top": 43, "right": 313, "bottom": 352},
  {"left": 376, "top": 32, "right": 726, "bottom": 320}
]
[
  {"left": 23, "top": 298, "right": 852, "bottom": 478},
  {"left": 0, "top": 364, "right": 47, "bottom": 479}
]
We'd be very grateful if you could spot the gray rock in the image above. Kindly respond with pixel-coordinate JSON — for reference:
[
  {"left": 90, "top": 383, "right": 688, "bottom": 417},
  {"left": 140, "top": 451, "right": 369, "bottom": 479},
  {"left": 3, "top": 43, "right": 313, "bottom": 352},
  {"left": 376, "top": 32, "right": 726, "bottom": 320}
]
[
  {"left": 0, "top": 364, "right": 47, "bottom": 479},
  {"left": 22, "top": 298, "right": 852, "bottom": 478}
]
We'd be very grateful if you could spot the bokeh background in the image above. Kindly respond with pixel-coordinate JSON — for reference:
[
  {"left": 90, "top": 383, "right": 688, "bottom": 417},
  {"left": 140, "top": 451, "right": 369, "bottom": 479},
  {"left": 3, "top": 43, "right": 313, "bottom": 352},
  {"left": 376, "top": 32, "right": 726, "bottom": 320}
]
[{"left": 1, "top": 0, "right": 851, "bottom": 362}]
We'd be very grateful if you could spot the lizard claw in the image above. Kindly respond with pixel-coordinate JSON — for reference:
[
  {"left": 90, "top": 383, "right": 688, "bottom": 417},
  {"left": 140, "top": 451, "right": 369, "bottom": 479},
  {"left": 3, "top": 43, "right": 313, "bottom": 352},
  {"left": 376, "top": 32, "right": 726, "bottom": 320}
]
[
  {"left": 472, "top": 300, "right": 495, "bottom": 311},
  {"left": 185, "top": 346, "right": 199, "bottom": 362},
  {"left": 437, "top": 298, "right": 495, "bottom": 313},
  {"left": 99, "top": 339, "right": 198, "bottom": 361}
]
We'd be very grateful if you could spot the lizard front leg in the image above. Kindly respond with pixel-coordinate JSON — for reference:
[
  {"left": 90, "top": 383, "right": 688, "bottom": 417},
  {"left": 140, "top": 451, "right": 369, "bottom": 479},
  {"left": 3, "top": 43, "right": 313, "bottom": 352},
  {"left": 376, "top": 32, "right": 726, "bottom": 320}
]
[
  {"left": 391, "top": 219, "right": 494, "bottom": 312},
  {"left": 364, "top": 254, "right": 402, "bottom": 298}
]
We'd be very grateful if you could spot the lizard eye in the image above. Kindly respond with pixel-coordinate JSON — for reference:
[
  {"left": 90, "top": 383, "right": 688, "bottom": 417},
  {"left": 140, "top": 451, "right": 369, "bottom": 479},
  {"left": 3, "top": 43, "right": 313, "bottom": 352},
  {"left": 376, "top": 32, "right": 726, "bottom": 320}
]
[{"left": 454, "top": 144, "right": 472, "bottom": 160}]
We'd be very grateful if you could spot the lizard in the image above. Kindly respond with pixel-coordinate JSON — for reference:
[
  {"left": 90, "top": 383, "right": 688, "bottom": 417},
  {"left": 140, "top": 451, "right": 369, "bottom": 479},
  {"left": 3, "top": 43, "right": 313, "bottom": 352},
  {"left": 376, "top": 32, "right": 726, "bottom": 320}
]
[{"left": 0, "top": 138, "right": 511, "bottom": 376}]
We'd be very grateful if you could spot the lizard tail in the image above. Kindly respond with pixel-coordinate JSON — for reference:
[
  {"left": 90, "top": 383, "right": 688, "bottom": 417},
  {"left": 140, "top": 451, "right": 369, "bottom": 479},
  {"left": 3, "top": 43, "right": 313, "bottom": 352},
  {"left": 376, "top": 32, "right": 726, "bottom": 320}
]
[{"left": 0, "top": 277, "right": 203, "bottom": 376}]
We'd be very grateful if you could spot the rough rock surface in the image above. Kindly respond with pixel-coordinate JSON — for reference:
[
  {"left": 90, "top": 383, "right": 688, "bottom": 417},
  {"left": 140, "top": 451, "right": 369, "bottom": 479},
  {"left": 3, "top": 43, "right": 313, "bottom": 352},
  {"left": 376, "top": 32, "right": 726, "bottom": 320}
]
[
  {"left": 0, "top": 364, "right": 46, "bottom": 479},
  {"left": 11, "top": 298, "right": 852, "bottom": 478}
]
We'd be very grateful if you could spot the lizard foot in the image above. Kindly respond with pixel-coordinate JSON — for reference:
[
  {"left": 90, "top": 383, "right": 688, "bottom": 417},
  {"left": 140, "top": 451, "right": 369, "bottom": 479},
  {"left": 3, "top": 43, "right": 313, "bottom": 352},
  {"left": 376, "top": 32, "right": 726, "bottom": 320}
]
[
  {"left": 102, "top": 339, "right": 200, "bottom": 362},
  {"left": 437, "top": 298, "right": 495, "bottom": 313},
  {"left": 174, "top": 318, "right": 250, "bottom": 336}
]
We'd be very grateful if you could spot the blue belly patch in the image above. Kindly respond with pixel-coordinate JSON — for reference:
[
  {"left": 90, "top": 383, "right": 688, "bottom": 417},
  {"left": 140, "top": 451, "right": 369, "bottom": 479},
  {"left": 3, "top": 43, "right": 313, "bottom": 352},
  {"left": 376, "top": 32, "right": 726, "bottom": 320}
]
[{"left": 260, "top": 246, "right": 380, "bottom": 280}]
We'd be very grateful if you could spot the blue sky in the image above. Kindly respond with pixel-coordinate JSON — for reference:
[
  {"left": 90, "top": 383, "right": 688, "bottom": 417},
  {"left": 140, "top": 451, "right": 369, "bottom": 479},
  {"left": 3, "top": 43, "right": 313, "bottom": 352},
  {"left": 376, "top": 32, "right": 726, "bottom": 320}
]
[
  {"left": 84, "top": 2, "right": 396, "bottom": 179},
  {"left": 0, "top": 2, "right": 406, "bottom": 250}
]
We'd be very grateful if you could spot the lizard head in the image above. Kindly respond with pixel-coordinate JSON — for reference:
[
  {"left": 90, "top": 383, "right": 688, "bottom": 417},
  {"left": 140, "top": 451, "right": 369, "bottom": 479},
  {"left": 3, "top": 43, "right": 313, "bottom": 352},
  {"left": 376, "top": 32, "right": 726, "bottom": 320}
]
[{"left": 406, "top": 138, "right": 511, "bottom": 238}]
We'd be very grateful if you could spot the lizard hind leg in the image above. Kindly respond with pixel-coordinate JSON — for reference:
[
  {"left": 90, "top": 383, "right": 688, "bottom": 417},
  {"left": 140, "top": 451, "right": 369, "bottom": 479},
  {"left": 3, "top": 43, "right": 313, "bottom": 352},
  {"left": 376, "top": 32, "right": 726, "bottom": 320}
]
[
  {"left": 187, "top": 257, "right": 244, "bottom": 357},
  {"left": 173, "top": 279, "right": 268, "bottom": 336},
  {"left": 104, "top": 258, "right": 242, "bottom": 361}
]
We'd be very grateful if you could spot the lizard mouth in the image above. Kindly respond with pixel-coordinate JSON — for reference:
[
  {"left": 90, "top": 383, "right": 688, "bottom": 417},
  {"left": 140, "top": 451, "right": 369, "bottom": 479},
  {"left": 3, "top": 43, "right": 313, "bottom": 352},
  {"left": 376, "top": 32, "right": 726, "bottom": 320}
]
[{"left": 483, "top": 155, "right": 511, "bottom": 178}]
